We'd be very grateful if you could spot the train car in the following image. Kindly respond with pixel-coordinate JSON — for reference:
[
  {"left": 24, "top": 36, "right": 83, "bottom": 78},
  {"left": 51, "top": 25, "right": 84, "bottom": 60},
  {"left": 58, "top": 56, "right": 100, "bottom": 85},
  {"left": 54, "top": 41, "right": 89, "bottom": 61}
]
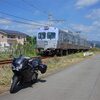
[{"left": 36, "top": 26, "right": 90, "bottom": 56}]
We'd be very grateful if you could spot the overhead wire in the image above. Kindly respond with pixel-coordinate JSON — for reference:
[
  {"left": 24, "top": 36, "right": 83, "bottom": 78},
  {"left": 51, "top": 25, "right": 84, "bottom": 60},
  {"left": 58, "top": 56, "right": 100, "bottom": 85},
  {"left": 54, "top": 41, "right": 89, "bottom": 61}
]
[
  {"left": 20, "top": 0, "right": 82, "bottom": 34},
  {"left": 0, "top": 11, "right": 44, "bottom": 25},
  {"left": 0, "top": 0, "right": 69, "bottom": 29},
  {"left": 0, "top": 16, "right": 45, "bottom": 26},
  {"left": 19, "top": 0, "right": 66, "bottom": 27},
  {"left": 0, "top": 0, "right": 37, "bottom": 16},
  {"left": 0, "top": 0, "right": 48, "bottom": 26},
  {"left": 21, "top": 0, "right": 48, "bottom": 15}
]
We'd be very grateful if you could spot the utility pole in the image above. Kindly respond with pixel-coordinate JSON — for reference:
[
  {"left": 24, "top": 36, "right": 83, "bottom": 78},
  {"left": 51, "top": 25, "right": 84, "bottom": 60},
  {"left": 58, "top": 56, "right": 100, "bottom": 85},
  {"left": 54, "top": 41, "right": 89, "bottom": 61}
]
[
  {"left": 48, "top": 13, "right": 53, "bottom": 26},
  {"left": 48, "top": 13, "right": 65, "bottom": 27}
]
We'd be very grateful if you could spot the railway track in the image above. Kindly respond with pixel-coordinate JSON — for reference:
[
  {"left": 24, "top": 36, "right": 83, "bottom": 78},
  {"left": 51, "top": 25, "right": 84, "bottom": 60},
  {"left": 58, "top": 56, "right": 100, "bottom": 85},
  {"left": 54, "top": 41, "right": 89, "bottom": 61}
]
[
  {"left": 0, "top": 56, "right": 51, "bottom": 65},
  {"left": 0, "top": 59, "right": 12, "bottom": 65}
]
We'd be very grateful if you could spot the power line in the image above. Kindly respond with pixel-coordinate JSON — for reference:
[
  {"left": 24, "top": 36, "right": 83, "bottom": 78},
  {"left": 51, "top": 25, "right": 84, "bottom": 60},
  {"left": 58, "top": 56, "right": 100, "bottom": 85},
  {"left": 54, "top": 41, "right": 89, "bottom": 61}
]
[
  {"left": 0, "top": 0, "right": 49, "bottom": 26},
  {"left": 0, "top": 0, "right": 70, "bottom": 28},
  {"left": 47, "top": 14, "right": 66, "bottom": 27},
  {"left": 1, "top": 0, "right": 65, "bottom": 27},
  {"left": 1, "top": 0, "right": 36, "bottom": 15},
  {"left": 0, "top": 10, "right": 49, "bottom": 26},
  {"left": 1, "top": 0, "right": 48, "bottom": 25},
  {"left": 0, "top": 16, "right": 45, "bottom": 26},
  {"left": 21, "top": 0, "right": 48, "bottom": 15},
  {"left": 0, "top": 11, "right": 42, "bottom": 25},
  {"left": 0, "top": 16, "right": 34, "bottom": 26}
]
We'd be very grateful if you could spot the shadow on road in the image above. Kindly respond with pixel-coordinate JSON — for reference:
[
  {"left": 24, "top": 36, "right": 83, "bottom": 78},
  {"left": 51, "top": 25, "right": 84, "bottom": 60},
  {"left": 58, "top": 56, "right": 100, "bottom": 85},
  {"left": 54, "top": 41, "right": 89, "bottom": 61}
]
[{"left": 10, "top": 78, "right": 46, "bottom": 94}]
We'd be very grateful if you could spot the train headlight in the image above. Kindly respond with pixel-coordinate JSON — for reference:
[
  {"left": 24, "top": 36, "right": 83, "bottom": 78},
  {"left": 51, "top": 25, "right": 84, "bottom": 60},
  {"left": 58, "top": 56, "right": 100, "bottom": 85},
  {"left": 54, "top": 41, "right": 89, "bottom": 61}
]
[{"left": 44, "top": 41, "right": 48, "bottom": 45}]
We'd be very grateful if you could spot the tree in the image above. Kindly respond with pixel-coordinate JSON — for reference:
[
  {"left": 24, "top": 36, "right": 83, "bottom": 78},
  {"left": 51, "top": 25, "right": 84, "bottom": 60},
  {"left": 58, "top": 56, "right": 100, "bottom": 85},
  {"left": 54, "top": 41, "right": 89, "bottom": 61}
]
[{"left": 26, "top": 36, "right": 36, "bottom": 46}]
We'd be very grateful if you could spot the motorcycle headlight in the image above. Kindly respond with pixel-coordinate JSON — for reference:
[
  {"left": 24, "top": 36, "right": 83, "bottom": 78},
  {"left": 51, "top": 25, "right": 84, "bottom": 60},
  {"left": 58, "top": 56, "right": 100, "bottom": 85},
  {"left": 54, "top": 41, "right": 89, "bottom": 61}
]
[
  {"left": 19, "top": 64, "right": 23, "bottom": 69},
  {"left": 12, "top": 64, "right": 23, "bottom": 71}
]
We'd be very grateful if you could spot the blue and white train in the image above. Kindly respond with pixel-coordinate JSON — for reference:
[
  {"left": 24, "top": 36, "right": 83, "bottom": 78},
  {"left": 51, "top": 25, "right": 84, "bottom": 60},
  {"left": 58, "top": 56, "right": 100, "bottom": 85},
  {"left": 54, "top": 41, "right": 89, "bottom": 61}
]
[{"left": 36, "top": 26, "right": 90, "bottom": 56}]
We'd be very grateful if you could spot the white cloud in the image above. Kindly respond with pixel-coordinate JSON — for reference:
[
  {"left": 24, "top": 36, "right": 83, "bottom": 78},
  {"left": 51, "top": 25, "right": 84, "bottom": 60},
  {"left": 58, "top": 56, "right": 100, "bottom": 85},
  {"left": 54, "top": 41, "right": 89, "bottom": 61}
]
[
  {"left": 0, "top": 19, "right": 57, "bottom": 36},
  {"left": 86, "top": 8, "right": 100, "bottom": 20},
  {"left": 70, "top": 23, "right": 100, "bottom": 40},
  {"left": 76, "top": 0, "right": 99, "bottom": 9},
  {"left": 0, "top": 18, "right": 12, "bottom": 25},
  {"left": 85, "top": 8, "right": 100, "bottom": 30},
  {"left": 71, "top": 24, "right": 93, "bottom": 33},
  {"left": 92, "top": 21, "right": 100, "bottom": 27}
]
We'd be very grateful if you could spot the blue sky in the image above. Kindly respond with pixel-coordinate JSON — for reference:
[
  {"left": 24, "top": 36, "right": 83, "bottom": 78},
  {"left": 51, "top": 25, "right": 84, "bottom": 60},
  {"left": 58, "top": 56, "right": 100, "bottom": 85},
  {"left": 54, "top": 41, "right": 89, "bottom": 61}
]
[{"left": 0, "top": 0, "right": 100, "bottom": 41}]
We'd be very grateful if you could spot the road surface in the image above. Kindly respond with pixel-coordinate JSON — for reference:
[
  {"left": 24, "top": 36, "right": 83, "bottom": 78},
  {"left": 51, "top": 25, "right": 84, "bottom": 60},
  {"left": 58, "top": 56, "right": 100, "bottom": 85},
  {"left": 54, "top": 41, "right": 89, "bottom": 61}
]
[{"left": 0, "top": 55, "right": 100, "bottom": 100}]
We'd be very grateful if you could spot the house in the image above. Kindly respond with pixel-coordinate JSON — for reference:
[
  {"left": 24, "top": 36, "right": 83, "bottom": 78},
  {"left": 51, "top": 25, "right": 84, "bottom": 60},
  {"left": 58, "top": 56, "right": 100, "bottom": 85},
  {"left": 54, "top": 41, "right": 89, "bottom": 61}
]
[{"left": 0, "top": 29, "right": 28, "bottom": 48}]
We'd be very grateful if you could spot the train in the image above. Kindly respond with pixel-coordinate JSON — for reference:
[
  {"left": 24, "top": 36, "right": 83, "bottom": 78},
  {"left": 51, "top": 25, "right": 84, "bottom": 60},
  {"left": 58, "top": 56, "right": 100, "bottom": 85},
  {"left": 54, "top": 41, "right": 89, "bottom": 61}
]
[{"left": 36, "top": 26, "right": 90, "bottom": 56}]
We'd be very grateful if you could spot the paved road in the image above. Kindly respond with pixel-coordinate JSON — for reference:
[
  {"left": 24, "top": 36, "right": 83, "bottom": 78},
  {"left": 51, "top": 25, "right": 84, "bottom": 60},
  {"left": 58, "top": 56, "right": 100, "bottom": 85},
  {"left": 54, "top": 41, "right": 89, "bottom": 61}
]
[{"left": 0, "top": 55, "right": 100, "bottom": 100}]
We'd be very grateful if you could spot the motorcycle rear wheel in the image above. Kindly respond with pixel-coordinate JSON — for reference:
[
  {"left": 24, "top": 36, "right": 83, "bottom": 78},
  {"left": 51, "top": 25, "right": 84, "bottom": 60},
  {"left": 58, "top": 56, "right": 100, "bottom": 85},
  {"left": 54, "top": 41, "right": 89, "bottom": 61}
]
[{"left": 31, "top": 72, "right": 38, "bottom": 83}]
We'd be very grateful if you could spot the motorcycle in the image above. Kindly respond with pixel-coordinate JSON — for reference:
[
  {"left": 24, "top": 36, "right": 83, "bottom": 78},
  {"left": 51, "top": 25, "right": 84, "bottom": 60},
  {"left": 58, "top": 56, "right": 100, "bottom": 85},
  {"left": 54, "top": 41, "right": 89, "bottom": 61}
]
[{"left": 10, "top": 55, "right": 47, "bottom": 93}]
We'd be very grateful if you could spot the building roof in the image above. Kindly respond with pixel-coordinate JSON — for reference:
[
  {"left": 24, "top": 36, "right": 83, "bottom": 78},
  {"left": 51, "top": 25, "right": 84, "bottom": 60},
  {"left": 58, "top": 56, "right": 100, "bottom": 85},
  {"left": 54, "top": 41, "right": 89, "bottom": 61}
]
[{"left": 0, "top": 29, "right": 28, "bottom": 37}]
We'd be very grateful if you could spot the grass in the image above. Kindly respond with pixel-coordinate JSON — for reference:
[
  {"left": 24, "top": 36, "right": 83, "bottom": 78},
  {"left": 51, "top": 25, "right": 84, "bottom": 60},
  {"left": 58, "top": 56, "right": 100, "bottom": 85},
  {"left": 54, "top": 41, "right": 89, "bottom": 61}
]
[
  {"left": 0, "top": 52, "right": 95, "bottom": 93},
  {"left": 89, "top": 48, "right": 100, "bottom": 53},
  {"left": 0, "top": 53, "right": 11, "bottom": 60},
  {"left": 0, "top": 65, "right": 12, "bottom": 86},
  {"left": 0, "top": 65, "right": 12, "bottom": 93},
  {"left": 0, "top": 51, "right": 37, "bottom": 60},
  {"left": 42, "top": 53, "right": 86, "bottom": 76}
]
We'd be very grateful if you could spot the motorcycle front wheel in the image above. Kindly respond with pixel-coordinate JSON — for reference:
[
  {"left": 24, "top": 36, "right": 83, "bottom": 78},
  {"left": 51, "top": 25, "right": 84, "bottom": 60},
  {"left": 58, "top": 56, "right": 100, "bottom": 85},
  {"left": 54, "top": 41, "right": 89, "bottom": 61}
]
[{"left": 10, "top": 75, "right": 18, "bottom": 93}]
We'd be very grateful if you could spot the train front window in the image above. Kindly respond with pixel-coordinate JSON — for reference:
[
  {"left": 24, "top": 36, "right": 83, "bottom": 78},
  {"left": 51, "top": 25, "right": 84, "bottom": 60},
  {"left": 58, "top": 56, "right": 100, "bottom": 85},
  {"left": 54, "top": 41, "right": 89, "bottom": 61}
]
[
  {"left": 47, "top": 32, "right": 56, "bottom": 39},
  {"left": 38, "top": 32, "right": 46, "bottom": 39}
]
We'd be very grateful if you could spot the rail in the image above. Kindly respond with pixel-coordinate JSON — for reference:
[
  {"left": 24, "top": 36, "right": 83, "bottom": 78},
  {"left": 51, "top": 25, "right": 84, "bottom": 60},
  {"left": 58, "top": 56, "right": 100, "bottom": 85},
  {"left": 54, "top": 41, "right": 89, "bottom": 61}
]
[
  {"left": 0, "top": 56, "right": 51, "bottom": 65},
  {"left": 0, "top": 59, "right": 12, "bottom": 65}
]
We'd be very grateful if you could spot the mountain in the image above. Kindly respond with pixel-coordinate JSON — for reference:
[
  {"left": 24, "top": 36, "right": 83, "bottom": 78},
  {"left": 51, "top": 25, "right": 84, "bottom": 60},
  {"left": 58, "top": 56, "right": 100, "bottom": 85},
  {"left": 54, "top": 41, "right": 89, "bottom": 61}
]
[{"left": 88, "top": 41, "right": 100, "bottom": 48}]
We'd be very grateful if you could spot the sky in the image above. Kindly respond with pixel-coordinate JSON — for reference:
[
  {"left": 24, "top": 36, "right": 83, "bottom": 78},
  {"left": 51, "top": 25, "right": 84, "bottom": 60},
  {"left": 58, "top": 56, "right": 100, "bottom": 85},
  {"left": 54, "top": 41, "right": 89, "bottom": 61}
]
[{"left": 0, "top": 0, "right": 100, "bottom": 41}]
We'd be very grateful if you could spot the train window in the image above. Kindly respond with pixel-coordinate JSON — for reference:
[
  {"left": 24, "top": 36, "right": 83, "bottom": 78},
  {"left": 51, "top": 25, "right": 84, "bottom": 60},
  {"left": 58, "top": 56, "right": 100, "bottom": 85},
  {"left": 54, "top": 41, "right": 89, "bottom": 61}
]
[
  {"left": 47, "top": 32, "right": 56, "bottom": 39},
  {"left": 38, "top": 32, "right": 46, "bottom": 39}
]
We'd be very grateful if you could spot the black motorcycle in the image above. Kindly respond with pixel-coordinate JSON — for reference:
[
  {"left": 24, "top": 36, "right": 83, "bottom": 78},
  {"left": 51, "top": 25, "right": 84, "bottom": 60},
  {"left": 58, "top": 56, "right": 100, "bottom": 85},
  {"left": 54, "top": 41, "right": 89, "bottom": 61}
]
[{"left": 10, "top": 55, "right": 47, "bottom": 93}]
